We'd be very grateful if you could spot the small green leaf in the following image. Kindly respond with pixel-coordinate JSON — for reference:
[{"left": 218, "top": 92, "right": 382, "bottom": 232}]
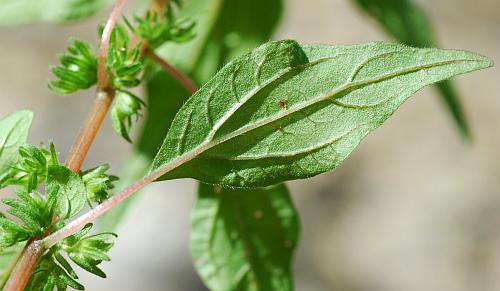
[
  {"left": 2, "top": 143, "right": 59, "bottom": 192},
  {"left": 0, "top": 213, "right": 31, "bottom": 250},
  {"left": 0, "top": 0, "right": 113, "bottom": 25},
  {"left": 2, "top": 190, "right": 54, "bottom": 239},
  {"left": 192, "top": 183, "right": 299, "bottom": 291},
  {"left": 150, "top": 40, "right": 492, "bottom": 187},
  {"left": 46, "top": 165, "right": 87, "bottom": 219},
  {"left": 26, "top": 253, "right": 84, "bottom": 291},
  {"left": 59, "top": 224, "right": 116, "bottom": 279},
  {"left": 353, "top": 0, "right": 470, "bottom": 139},
  {"left": 0, "top": 110, "right": 33, "bottom": 187}
]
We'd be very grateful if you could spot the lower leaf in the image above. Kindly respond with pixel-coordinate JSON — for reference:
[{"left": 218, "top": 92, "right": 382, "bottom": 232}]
[{"left": 191, "top": 183, "right": 300, "bottom": 291}]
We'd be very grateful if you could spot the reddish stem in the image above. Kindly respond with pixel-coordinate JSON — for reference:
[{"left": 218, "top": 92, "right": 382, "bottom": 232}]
[
  {"left": 3, "top": 2, "right": 126, "bottom": 290},
  {"left": 43, "top": 169, "right": 165, "bottom": 248},
  {"left": 146, "top": 49, "right": 198, "bottom": 94},
  {"left": 65, "top": 90, "right": 115, "bottom": 172},
  {"left": 2, "top": 241, "right": 44, "bottom": 291}
]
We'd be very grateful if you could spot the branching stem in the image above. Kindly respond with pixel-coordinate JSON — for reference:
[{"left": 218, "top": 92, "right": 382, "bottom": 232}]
[
  {"left": 65, "top": 90, "right": 115, "bottom": 172},
  {"left": 3, "top": 1, "right": 126, "bottom": 290},
  {"left": 3, "top": 0, "right": 200, "bottom": 288},
  {"left": 98, "top": 0, "right": 125, "bottom": 91}
]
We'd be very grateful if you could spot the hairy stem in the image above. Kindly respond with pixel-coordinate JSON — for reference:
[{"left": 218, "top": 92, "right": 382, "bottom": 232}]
[
  {"left": 3, "top": 1, "right": 126, "bottom": 290},
  {"left": 65, "top": 90, "right": 115, "bottom": 172},
  {"left": 146, "top": 49, "right": 198, "bottom": 94}
]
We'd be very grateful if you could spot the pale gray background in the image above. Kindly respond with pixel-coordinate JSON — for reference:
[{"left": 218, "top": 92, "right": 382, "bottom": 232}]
[{"left": 0, "top": 0, "right": 499, "bottom": 290}]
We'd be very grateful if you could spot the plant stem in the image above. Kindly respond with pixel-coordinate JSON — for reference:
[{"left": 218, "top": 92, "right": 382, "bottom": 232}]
[
  {"left": 43, "top": 44, "right": 200, "bottom": 251},
  {"left": 98, "top": 0, "right": 125, "bottom": 91},
  {"left": 2, "top": 241, "right": 44, "bottom": 291},
  {"left": 43, "top": 169, "right": 164, "bottom": 248},
  {"left": 67, "top": 0, "right": 125, "bottom": 172},
  {"left": 3, "top": 1, "right": 126, "bottom": 290},
  {"left": 65, "top": 90, "right": 115, "bottom": 172},
  {"left": 3, "top": 0, "right": 198, "bottom": 288},
  {"left": 146, "top": 49, "right": 198, "bottom": 94}
]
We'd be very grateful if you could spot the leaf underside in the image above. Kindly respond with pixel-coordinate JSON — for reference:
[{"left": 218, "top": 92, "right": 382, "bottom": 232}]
[
  {"left": 151, "top": 40, "right": 491, "bottom": 187},
  {"left": 192, "top": 183, "right": 299, "bottom": 291}
]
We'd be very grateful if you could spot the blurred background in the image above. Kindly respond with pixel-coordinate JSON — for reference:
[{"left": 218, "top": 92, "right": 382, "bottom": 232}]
[{"left": 0, "top": 0, "right": 499, "bottom": 290}]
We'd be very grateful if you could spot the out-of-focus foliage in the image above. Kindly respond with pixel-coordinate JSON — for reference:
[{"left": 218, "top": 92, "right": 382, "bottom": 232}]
[{"left": 0, "top": 0, "right": 113, "bottom": 25}]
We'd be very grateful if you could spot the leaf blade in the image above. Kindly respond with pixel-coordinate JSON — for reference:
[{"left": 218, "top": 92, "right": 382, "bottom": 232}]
[
  {"left": 46, "top": 165, "right": 87, "bottom": 219},
  {"left": 192, "top": 183, "right": 299, "bottom": 291},
  {"left": 151, "top": 40, "right": 492, "bottom": 187}
]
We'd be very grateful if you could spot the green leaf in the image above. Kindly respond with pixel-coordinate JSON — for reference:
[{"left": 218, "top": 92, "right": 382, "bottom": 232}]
[
  {"left": 46, "top": 165, "right": 87, "bottom": 219},
  {"left": 353, "top": 0, "right": 470, "bottom": 139},
  {"left": 59, "top": 224, "right": 116, "bottom": 279},
  {"left": 1, "top": 190, "right": 54, "bottom": 240},
  {"left": 151, "top": 40, "right": 492, "bottom": 187},
  {"left": 0, "top": 0, "right": 113, "bottom": 25},
  {"left": 2, "top": 143, "right": 59, "bottom": 193},
  {"left": 192, "top": 183, "right": 299, "bottom": 291},
  {"left": 0, "top": 110, "right": 33, "bottom": 187},
  {"left": 26, "top": 253, "right": 84, "bottom": 291}
]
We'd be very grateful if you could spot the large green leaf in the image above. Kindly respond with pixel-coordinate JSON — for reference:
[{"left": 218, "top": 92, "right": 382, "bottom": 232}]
[
  {"left": 150, "top": 40, "right": 492, "bottom": 187},
  {"left": 0, "top": 110, "right": 33, "bottom": 187},
  {"left": 46, "top": 165, "right": 87, "bottom": 219},
  {"left": 353, "top": 0, "right": 470, "bottom": 138},
  {"left": 192, "top": 183, "right": 299, "bottom": 291},
  {"left": 0, "top": 0, "right": 113, "bottom": 25}
]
